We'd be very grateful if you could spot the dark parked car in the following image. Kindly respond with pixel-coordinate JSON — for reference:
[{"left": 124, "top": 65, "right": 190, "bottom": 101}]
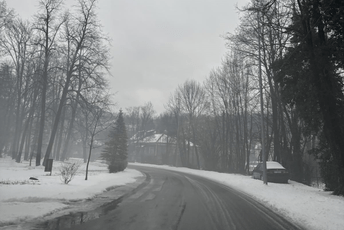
[{"left": 252, "top": 161, "right": 289, "bottom": 183}]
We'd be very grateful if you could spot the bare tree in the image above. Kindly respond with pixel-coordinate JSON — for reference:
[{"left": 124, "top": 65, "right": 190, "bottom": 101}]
[
  {"left": 43, "top": 0, "right": 110, "bottom": 164},
  {"left": 140, "top": 102, "right": 156, "bottom": 132},
  {"left": 177, "top": 80, "right": 207, "bottom": 169},
  {"left": 34, "top": 0, "right": 65, "bottom": 166},
  {"left": 0, "top": 63, "right": 16, "bottom": 156},
  {"left": 0, "top": 1, "right": 14, "bottom": 29},
  {"left": 83, "top": 91, "right": 113, "bottom": 180},
  {"left": 0, "top": 18, "right": 33, "bottom": 161},
  {"left": 124, "top": 106, "right": 141, "bottom": 138},
  {"left": 165, "top": 90, "right": 184, "bottom": 166},
  {"left": 203, "top": 52, "right": 257, "bottom": 173}
]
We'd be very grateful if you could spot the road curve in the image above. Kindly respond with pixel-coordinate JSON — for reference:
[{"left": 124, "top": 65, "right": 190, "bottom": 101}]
[{"left": 64, "top": 165, "right": 302, "bottom": 230}]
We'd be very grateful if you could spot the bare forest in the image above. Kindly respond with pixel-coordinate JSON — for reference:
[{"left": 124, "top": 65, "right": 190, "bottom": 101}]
[{"left": 0, "top": 0, "right": 113, "bottom": 166}]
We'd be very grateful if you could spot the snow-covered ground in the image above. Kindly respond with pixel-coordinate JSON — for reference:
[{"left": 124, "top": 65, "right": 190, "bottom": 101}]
[
  {"left": 1, "top": 158, "right": 343, "bottom": 230},
  {"left": 0, "top": 158, "right": 143, "bottom": 229}
]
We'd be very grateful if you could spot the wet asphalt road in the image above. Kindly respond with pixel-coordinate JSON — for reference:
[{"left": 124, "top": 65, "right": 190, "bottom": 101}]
[{"left": 50, "top": 165, "right": 302, "bottom": 230}]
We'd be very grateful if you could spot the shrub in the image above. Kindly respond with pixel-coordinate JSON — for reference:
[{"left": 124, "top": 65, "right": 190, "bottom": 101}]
[
  {"left": 59, "top": 161, "right": 81, "bottom": 184},
  {"left": 108, "top": 160, "right": 128, "bottom": 173}
]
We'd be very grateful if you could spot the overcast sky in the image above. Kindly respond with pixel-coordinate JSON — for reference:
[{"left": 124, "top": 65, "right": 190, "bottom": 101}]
[{"left": 6, "top": 0, "right": 249, "bottom": 114}]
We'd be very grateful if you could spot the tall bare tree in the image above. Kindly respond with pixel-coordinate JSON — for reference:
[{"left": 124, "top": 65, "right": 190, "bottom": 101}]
[
  {"left": 43, "top": 0, "right": 110, "bottom": 163},
  {"left": 177, "top": 80, "right": 207, "bottom": 169},
  {"left": 34, "top": 0, "right": 65, "bottom": 165},
  {"left": 0, "top": 18, "right": 33, "bottom": 161}
]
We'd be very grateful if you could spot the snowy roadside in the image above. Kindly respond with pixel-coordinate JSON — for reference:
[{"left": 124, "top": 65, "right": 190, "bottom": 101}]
[
  {"left": 131, "top": 163, "right": 344, "bottom": 230},
  {"left": 1, "top": 159, "right": 343, "bottom": 230},
  {"left": 0, "top": 158, "right": 143, "bottom": 228}
]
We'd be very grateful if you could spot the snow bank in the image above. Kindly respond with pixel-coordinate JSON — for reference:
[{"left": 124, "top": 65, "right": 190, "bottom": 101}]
[{"left": 0, "top": 158, "right": 142, "bottom": 225}]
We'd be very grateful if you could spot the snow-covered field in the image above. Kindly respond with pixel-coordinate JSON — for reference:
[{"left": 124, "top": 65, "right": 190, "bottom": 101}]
[
  {"left": 0, "top": 158, "right": 143, "bottom": 229},
  {"left": 0, "top": 158, "right": 343, "bottom": 230}
]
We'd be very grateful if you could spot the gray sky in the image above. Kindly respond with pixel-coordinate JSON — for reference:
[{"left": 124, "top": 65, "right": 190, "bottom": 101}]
[{"left": 6, "top": 0, "right": 249, "bottom": 114}]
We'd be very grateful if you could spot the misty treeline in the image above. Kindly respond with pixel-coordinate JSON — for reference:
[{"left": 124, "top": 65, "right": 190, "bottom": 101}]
[
  {"left": 0, "top": 0, "right": 113, "bottom": 165},
  {"left": 125, "top": 0, "right": 344, "bottom": 194}
]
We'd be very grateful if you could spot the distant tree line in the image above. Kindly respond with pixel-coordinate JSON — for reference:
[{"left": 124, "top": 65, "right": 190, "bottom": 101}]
[{"left": 0, "top": 0, "right": 112, "bottom": 165}]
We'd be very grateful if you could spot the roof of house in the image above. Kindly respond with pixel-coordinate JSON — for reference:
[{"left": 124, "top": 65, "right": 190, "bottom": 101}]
[
  {"left": 141, "top": 133, "right": 170, "bottom": 143},
  {"left": 130, "top": 131, "right": 195, "bottom": 146}
]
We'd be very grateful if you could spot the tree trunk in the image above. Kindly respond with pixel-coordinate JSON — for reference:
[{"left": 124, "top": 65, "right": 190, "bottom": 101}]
[
  {"left": 36, "top": 59, "right": 48, "bottom": 166},
  {"left": 85, "top": 135, "right": 93, "bottom": 181},
  {"left": 24, "top": 117, "right": 33, "bottom": 161},
  {"left": 43, "top": 71, "right": 72, "bottom": 164},
  {"left": 16, "top": 112, "right": 32, "bottom": 162},
  {"left": 11, "top": 88, "right": 22, "bottom": 160},
  {"left": 54, "top": 106, "right": 66, "bottom": 160},
  {"left": 16, "top": 90, "right": 38, "bottom": 162},
  {"left": 191, "top": 121, "right": 200, "bottom": 169}
]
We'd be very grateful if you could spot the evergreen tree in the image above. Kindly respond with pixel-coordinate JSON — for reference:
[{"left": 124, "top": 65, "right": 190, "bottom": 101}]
[
  {"left": 101, "top": 110, "right": 128, "bottom": 173},
  {"left": 273, "top": 0, "right": 344, "bottom": 195}
]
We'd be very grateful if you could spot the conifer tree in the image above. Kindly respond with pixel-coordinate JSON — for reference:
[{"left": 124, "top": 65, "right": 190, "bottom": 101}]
[{"left": 101, "top": 110, "right": 128, "bottom": 172}]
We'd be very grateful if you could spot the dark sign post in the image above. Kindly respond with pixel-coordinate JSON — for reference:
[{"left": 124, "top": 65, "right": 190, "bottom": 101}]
[{"left": 44, "top": 159, "right": 53, "bottom": 176}]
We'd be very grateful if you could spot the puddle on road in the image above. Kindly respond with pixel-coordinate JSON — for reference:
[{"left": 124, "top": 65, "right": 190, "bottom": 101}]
[
  {"left": 35, "top": 172, "right": 150, "bottom": 230},
  {"left": 35, "top": 198, "right": 122, "bottom": 230}
]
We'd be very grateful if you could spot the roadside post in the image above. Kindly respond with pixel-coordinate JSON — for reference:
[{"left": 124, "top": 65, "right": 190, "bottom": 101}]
[{"left": 44, "top": 159, "right": 54, "bottom": 176}]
